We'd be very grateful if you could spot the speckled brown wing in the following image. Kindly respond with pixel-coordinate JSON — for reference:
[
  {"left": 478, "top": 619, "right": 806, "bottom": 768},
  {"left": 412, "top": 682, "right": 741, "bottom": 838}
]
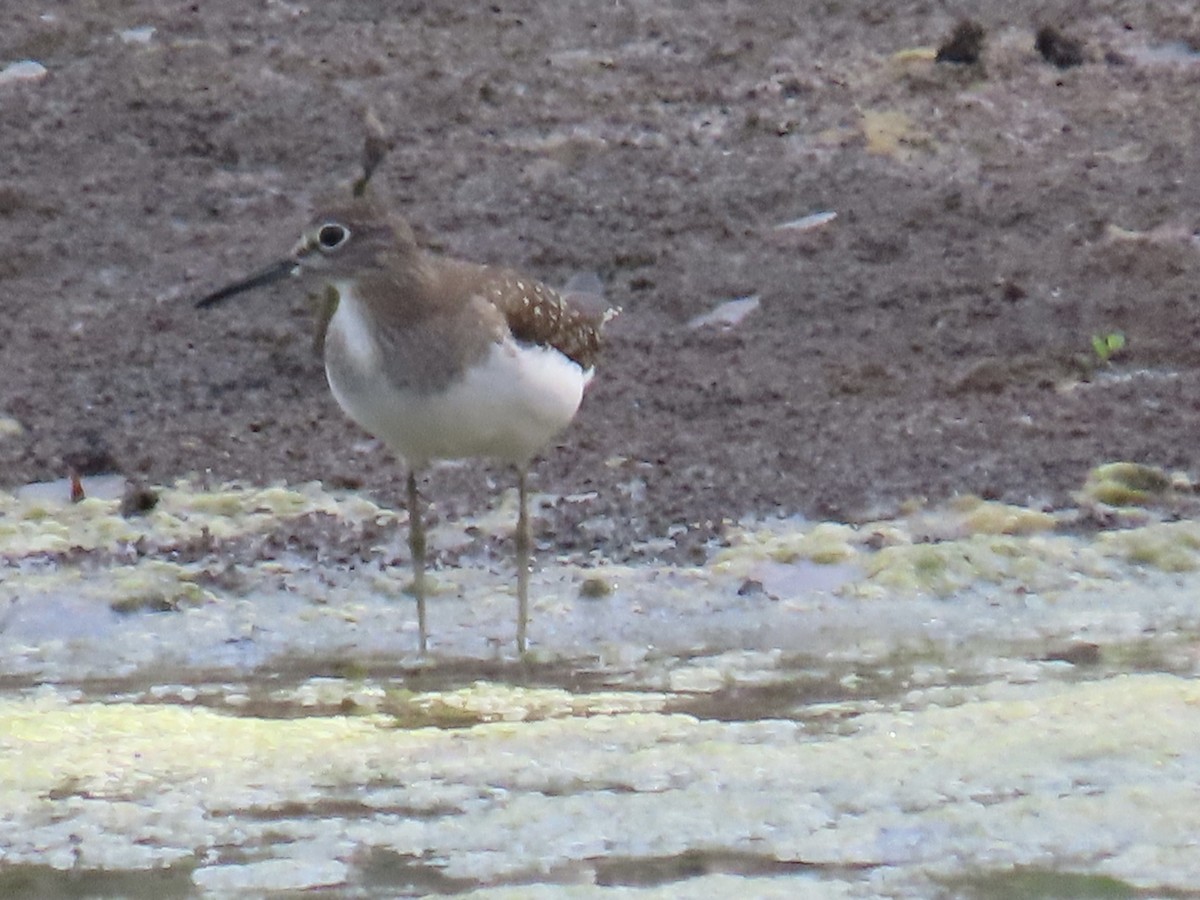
[{"left": 475, "top": 267, "right": 609, "bottom": 371}]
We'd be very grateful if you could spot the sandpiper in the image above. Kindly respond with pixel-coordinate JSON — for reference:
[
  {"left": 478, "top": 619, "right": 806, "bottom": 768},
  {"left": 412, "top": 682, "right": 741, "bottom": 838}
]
[{"left": 196, "top": 194, "right": 614, "bottom": 653}]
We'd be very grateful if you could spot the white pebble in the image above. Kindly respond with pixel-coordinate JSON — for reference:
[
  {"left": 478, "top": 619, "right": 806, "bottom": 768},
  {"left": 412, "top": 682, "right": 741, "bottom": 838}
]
[{"left": 0, "top": 60, "right": 48, "bottom": 87}]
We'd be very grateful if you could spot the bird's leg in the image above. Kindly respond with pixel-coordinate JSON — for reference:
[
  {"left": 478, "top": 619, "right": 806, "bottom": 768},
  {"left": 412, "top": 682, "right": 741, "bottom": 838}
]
[
  {"left": 515, "top": 467, "right": 531, "bottom": 654},
  {"left": 407, "top": 469, "right": 428, "bottom": 653}
]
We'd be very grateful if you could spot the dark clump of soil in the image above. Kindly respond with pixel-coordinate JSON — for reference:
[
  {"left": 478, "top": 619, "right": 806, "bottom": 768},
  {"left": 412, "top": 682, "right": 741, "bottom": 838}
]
[
  {"left": 936, "top": 20, "right": 986, "bottom": 65},
  {"left": 1036, "top": 25, "right": 1086, "bottom": 68},
  {"left": 120, "top": 482, "right": 160, "bottom": 517}
]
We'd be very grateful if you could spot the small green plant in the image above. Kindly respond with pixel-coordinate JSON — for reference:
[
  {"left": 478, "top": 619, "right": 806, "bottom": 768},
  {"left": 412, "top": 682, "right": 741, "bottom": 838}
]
[{"left": 1091, "top": 330, "right": 1126, "bottom": 364}]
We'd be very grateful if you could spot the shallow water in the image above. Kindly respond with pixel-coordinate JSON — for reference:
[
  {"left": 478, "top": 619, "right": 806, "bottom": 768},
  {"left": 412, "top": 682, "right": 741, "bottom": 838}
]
[{"left": 5, "top": 482, "right": 1200, "bottom": 895}]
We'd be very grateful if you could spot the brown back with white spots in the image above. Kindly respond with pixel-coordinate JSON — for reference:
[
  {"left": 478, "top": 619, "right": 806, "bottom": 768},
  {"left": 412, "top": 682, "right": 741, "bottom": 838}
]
[{"left": 467, "top": 266, "right": 608, "bottom": 371}]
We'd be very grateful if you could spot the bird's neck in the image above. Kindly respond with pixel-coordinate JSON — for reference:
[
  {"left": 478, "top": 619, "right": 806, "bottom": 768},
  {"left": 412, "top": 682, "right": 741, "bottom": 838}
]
[{"left": 347, "top": 248, "right": 443, "bottom": 328}]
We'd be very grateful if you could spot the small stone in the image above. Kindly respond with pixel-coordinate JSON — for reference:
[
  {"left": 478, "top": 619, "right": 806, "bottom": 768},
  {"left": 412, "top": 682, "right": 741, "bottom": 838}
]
[
  {"left": 0, "top": 60, "right": 48, "bottom": 87},
  {"left": 1045, "top": 642, "right": 1102, "bottom": 666},
  {"left": 774, "top": 210, "right": 837, "bottom": 232},
  {"left": 737, "top": 578, "right": 765, "bottom": 597},
  {"left": 688, "top": 295, "right": 760, "bottom": 330},
  {"left": 118, "top": 26, "right": 156, "bottom": 44}
]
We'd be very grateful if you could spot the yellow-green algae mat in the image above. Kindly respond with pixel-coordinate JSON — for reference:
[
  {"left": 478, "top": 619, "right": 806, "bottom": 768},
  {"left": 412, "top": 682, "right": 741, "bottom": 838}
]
[
  {"left": 5, "top": 475, "right": 1200, "bottom": 895},
  {"left": 3, "top": 676, "right": 1200, "bottom": 896}
]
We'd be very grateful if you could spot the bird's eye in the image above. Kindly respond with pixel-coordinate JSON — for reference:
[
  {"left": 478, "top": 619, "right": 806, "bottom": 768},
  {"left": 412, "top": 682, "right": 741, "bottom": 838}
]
[{"left": 317, "top": 223, "right": 350, "bottom": 250}]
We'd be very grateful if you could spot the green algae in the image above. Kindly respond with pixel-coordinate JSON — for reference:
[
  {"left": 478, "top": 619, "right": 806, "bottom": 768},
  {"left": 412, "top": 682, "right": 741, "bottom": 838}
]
[
  {"left": 941, "top": 867, "right": 1139, "bottom": 899},
  {"left": 0, "top": 480, "right": 392, "bottom": 558},
  {"left": 7, "top": 675, "right": 1200, "bottom": 891},
  {"left": 1098, "top": 521, "right": 1200, "bottom": 573},
  {"left": 108, "top": 561, "right": 211, "bottom": 614},
  {"left": 1081, "top": 462, "right": 1175, "bottom": 508}
]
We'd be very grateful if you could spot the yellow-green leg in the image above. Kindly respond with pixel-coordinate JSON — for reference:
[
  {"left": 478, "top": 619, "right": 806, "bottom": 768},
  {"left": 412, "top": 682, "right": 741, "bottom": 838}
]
[
  {"left": 515, "top": 468, "right": 530, "bottom": 654},
  {"left": 407, "top": 470, "right": 428, "bottom": 653}
]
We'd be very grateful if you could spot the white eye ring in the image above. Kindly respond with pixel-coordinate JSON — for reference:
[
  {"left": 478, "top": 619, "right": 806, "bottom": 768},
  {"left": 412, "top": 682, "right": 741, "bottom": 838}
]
[{"left": 316, "top": 223, "right": 350, "bottom": 250}]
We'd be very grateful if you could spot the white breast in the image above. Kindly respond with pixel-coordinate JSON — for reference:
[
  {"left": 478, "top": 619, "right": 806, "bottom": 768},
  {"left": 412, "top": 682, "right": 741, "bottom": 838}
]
[{"left": 324, "top": 284, "right": 589, "bottom": 469}]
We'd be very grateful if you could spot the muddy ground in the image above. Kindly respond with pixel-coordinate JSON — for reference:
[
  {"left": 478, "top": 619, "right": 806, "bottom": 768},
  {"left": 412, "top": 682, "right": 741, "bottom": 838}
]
[
  {"left": 5, "top": 3, "right": 1200, "bottom": 897},
  {"left": 3, "top": 1, "right": 1200, "bottom": 552}
]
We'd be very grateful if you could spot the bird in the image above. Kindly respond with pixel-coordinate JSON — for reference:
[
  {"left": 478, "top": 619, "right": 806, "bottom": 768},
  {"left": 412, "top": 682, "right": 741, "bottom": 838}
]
[{"left": 196, "top": 193, "right": 614, "bottom": 654}]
